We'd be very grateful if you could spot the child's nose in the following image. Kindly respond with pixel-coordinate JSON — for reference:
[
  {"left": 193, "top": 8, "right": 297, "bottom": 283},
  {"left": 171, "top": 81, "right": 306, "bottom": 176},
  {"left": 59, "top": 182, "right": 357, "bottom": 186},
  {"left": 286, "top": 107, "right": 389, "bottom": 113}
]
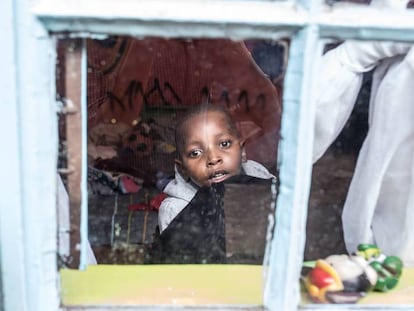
[{"left": 207, "top": 149, "right": 222, "bottom": 167}]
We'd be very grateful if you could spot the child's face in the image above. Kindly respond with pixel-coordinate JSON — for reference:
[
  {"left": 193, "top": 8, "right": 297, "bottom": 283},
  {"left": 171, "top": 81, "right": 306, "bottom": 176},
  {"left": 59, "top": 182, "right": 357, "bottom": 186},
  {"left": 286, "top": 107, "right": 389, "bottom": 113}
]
[{"left": 176, "top": 111, "right": 244, "bottom": 187}]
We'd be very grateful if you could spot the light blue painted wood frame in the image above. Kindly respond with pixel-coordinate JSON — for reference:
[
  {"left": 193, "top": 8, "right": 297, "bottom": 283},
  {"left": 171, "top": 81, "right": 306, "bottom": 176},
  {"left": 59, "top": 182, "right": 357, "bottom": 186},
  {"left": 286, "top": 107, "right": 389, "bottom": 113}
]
[
  {"left": 264, "top": 24, "right": 321, "bottom": 311},
  {"left": 0, "top": 0, "right": 59, "bottom": 311},
  {"left": 2, "top": 0, "right": 414, "bottom": 311}
]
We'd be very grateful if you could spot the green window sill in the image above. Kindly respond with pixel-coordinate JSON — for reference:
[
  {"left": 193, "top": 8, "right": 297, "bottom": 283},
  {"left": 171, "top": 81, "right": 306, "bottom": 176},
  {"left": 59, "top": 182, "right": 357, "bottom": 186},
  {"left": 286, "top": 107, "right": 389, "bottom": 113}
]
[{"left": 60, "top": 264, "right": 264, "bottom": 307}]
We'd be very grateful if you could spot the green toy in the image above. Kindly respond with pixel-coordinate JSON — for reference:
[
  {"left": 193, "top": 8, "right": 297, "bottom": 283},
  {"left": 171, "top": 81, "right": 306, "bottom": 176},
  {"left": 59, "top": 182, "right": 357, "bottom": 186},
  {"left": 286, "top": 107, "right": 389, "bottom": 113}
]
[{"left": 357, "top": 244, "right": 403, "bottom": 292}]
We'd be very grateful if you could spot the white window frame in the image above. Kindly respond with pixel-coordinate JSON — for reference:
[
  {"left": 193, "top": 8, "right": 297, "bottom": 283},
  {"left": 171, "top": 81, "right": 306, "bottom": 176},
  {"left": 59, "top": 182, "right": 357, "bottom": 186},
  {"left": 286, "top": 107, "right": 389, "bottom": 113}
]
[{"left": 1, "top": 0, "right": 414, "bottom": 311}]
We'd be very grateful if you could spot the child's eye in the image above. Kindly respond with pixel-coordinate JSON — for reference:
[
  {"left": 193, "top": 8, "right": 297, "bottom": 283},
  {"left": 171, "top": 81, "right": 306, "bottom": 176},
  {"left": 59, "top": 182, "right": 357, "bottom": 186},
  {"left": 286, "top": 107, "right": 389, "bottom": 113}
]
[
  {"left": 219, "top": 140, "right": 232, "bottom": 148},
  {"left": 188, "top": 149, "right": 202, "bottom": 158}
]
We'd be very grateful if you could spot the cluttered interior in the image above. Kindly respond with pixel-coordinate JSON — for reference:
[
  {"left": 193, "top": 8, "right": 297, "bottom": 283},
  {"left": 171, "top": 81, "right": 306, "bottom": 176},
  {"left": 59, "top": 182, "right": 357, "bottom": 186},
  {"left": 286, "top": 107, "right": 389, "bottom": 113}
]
[{"left": 56, "top": 36, "right": 287, "bottom": 266}]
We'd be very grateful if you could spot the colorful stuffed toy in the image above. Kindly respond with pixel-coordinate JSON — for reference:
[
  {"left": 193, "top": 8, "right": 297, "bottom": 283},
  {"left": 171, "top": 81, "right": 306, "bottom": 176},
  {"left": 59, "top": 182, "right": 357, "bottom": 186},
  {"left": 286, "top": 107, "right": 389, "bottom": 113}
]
[{"left": 302, "top": 244, "right": 403, "bottom": 303}]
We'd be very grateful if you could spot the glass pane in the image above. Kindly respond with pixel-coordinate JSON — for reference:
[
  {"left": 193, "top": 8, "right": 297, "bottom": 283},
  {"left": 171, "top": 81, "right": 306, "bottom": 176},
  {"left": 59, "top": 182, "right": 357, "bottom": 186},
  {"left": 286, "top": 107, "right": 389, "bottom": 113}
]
[
  {"left": 56, "top": 36, "right": 287, "bottom": 266},
  {"left": 303, "top": 39, "right": 414, "bottom": 305}
]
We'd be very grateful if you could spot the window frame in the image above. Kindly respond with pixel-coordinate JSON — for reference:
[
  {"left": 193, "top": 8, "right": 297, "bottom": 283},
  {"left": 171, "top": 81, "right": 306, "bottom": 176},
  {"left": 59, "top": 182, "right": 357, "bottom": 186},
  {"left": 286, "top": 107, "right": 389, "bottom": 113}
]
[{"left": 2, "top": 0, "right": 414, "bottom": 310}]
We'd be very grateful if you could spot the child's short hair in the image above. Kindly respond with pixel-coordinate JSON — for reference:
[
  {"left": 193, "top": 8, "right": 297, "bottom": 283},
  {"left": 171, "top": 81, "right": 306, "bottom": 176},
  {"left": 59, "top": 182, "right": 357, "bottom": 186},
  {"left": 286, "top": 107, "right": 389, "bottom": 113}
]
[{"left": 175, "top": 104, "right": 240, "bottom": 158}]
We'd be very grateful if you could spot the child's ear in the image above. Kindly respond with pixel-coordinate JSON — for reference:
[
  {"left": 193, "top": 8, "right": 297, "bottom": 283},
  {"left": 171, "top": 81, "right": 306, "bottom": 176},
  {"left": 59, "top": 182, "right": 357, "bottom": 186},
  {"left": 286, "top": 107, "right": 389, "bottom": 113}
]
[
  {"left": 175, "top": 158, "right": 189, "bottom": 181},
  {"left": 174, "top": 158, "right": 184, "bottom": 172},
  {"left": 240, "top": 140, "right": 247, "bottom": 162}
]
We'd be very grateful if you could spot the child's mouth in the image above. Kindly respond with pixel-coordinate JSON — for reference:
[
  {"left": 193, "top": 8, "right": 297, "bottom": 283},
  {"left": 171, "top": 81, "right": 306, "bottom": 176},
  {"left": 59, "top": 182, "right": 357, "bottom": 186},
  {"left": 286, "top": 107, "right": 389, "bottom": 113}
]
[{"left": 209, "top": 171, "right": 228, "bottom": 183}]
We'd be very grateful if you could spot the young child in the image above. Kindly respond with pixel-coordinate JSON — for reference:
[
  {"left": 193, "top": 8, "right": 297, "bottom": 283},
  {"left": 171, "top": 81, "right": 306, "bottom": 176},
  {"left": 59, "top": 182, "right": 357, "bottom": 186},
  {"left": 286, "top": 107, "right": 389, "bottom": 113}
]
[{"left": 147, "top": 104, "right": 275, "bottom": 264}]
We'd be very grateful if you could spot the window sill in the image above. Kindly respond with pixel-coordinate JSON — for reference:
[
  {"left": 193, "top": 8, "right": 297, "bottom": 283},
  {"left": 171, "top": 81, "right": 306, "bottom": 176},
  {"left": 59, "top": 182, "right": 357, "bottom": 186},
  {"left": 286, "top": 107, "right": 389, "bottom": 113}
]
[{"left": 60, "top": 264, "right": 264, "bottom": 308}]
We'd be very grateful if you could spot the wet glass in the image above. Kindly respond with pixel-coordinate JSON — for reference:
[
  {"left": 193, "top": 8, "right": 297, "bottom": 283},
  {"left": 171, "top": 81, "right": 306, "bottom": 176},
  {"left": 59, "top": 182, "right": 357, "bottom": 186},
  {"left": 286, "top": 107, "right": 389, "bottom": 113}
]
[{"left": 56, "top": 36, "right": 287, "bottom": 266}]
